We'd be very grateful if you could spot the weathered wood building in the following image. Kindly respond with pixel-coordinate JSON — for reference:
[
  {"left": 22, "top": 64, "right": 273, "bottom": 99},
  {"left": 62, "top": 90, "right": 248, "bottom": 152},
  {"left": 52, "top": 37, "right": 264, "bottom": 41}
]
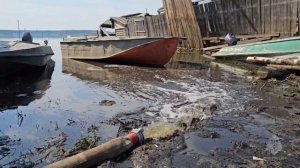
[
  {"left": 100, "top": 13, "right": 168, "bottom": 38},
  {"left": 101, "top": 0, "right": 300, "bottom": 50}
]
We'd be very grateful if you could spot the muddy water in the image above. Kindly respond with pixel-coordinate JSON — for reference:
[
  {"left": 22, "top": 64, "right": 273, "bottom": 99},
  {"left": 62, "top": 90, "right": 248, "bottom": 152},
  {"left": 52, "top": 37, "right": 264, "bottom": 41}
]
[{"left": 1, "top": 39, "right": 295, "bottom": 167}]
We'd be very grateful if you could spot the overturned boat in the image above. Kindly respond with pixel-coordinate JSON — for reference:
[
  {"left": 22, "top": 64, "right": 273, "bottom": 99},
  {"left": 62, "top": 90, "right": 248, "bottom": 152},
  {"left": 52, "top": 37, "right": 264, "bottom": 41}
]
[
  {"left": 213, "top": 36, "right": 300, "bottom": 59},
  {"left": 0, "top": 33, "right": 54, "bottom": 74},
  {"left": 60, "top": 37, "right": 179, "bottom": 67}
]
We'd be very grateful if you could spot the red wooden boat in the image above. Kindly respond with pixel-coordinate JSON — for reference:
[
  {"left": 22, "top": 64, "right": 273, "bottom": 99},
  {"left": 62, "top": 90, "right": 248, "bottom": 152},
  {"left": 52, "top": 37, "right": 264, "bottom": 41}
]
[{"left": 60, "top": 37, "right": 179, "bottom": 67}]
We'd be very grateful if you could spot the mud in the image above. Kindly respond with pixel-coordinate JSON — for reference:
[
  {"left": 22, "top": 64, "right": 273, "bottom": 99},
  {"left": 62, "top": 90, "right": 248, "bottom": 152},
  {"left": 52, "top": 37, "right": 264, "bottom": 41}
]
[
  {"left": 98, "top": 73, "right": 300, "bottom": 168},
  {"left": 0, "top": 39, "right": 299, "bottom": 167}
]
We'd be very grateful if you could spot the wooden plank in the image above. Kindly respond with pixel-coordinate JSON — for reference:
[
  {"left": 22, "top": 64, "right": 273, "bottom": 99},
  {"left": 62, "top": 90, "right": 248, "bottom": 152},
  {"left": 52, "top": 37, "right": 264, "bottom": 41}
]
[
  {"left": 298, "top": 0, "right": 300, "bottom": 36},
  {"left": 290, "top": 0, "right": 298, "bottom": 36},
  {"left": 252, "top": 0, "right": 260, "bottom": 34},
  {"left": 291, "top": 0, "right": 298, "bottom": 36},
  {"left": 203, "top": 37, "right": 271, "bottom": 51},
  {"left": 161, "top": 14, "right": 168, "bottom": 36},
  {"left": 270, "top": 0, "right": 276, "bottom": 34},
  {"left": 202, "top": 33, "right": 280, "bottom": 41},
  {"left": 163, "top": 0, "right": 175, "bottom": 37},
  {"left": 212, "top": 1, "right": 221, "bottom": 36},
  {"left": 261, "top": 0, "right": 266, "bottom": 33},
  {"left": 147, "top": 16, "right": 154, "bottom": 37},
  {"left": 164, "top": 0, "right": 203, "bottom": 49},
  {"left": 185, "top": 0, "right": 204, "bottom": 49},
  {"left": 177, "top": 0, "right": 189, "bottom": 48},
  {"left": 198, "top": 4, "right": 208, "bottom": 36}
]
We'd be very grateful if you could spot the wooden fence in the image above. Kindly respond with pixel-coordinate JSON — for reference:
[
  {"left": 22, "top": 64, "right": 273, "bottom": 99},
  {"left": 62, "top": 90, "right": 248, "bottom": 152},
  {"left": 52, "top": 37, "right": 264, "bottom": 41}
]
[
  {"left": 127, "top": 14, "right": 168, "bottom": 37},
  {"left": 195, "top": 0, "right": 300, "bottom": 37},
  {"left": 126, "top": 0, "right": 300, "bottom": 49}
]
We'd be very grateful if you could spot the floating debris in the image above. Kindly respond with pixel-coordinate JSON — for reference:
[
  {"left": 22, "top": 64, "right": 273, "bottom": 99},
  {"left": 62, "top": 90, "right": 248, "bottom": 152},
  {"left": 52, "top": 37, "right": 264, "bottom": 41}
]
[{"left": 99, "top": 100, "right": 116, "bottom": 106}]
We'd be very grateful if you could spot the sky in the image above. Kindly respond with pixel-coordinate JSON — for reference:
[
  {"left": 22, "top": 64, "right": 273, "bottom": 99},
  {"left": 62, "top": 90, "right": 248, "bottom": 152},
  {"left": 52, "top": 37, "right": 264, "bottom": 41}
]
[{"left": 0, "top": 0, "right": 163, "bottom": 30}]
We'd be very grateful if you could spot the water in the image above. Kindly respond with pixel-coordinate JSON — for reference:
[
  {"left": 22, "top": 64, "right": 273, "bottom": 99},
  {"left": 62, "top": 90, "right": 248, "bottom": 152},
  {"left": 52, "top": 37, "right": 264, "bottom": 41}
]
[
  {"left": 0, "top": 30, "right": 96, "bottom": 39},
  {"left": 0, "top": 34, "right": 257, "bottom": 166}
]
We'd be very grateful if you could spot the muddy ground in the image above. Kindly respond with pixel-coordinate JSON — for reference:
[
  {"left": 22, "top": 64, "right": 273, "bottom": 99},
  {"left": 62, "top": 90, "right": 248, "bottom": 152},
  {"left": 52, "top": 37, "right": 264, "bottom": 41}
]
[
  {"left": 98, "top": 74, "right": 300, "bottom": 168},
  {"left": 1, "top": 58, "right": 300, "bottom": 168}
]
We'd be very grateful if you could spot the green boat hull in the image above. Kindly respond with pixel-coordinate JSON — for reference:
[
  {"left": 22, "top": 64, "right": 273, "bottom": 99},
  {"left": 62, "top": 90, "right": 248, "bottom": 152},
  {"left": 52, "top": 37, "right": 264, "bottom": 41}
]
[{"left": 213, "top": 36, "right": 300, "bottom": 58}]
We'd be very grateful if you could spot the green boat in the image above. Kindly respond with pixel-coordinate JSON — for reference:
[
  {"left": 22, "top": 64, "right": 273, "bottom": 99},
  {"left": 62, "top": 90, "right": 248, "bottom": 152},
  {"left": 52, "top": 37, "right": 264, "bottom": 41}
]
[{"left": 213, "top": 36, "right": 300, "bottom": 58}]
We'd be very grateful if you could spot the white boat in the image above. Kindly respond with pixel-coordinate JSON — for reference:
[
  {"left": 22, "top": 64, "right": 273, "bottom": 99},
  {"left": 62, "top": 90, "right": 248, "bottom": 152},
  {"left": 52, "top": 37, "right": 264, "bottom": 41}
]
[{"left": 0, "top": 40, "right": 54, "bottom": 74}]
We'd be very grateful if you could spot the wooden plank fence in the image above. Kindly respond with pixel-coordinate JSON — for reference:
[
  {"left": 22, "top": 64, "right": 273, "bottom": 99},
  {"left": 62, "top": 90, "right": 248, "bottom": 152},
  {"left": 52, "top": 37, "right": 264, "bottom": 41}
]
[
  {"left": 196, "top": 0, "right": 300, "bottom": 37},
  {"left": 125, "top": 0, "right": 300, "bottom": 50}
]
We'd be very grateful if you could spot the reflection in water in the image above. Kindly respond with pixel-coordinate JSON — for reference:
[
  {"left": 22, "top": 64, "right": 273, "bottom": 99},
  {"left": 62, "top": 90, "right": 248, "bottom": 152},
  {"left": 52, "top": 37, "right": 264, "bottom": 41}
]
[
  {"left": 62, "top": 58, "right": 120, "bottom": 82},
  {"left": 0, "top": 60, "right": 55, "bottom": 111}
]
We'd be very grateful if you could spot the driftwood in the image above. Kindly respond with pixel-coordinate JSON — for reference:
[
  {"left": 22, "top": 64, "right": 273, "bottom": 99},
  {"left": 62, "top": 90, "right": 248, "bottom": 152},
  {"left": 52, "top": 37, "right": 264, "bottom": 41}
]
[
  {"left": 267, "top": 64, "right": 300, "bottom": 71},
  {"left": 256, "top": 67, "right": 290, "bottom": 79},
  {"left": 247, "top": 57, "right": 300, "bottom": 65}
]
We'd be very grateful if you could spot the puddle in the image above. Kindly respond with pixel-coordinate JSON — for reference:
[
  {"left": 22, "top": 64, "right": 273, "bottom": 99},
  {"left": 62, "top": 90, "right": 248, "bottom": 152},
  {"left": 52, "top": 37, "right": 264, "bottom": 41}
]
[{"left": 184, "top": 128, "right": 245, "bottom": 156}]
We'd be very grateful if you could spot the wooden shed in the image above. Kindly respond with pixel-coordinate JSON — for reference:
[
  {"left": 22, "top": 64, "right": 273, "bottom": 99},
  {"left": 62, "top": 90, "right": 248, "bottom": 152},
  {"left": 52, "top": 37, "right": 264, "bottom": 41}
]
[{"left": 100, "top": 13, "right": 149, "bottom": 38}]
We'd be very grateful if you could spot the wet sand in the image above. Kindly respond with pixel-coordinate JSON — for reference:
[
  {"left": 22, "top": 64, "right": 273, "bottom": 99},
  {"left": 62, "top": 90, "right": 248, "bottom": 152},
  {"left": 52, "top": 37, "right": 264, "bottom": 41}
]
[{"left": 0, "top": 39, "right": 299, "bottom": 167}]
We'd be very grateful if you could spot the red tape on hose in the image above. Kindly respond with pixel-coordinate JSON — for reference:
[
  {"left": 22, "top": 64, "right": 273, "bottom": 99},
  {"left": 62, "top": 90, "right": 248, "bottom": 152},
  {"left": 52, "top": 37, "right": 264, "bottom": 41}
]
[{"left": 127, "top": 132, "right": 139, "bottom": 145}]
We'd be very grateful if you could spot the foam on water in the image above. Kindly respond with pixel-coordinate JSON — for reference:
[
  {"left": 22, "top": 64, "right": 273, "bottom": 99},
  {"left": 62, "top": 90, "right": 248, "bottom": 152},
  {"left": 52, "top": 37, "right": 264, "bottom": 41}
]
[{"left": 125, "top": 75, "right": 255, "bottom": 121}]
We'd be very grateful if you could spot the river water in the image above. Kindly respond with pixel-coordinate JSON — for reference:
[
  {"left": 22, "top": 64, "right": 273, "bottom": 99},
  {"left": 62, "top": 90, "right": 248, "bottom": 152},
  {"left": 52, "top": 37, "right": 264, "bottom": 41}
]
[{"left": 0, "top": 37, "right": 259, "bottom": 166}]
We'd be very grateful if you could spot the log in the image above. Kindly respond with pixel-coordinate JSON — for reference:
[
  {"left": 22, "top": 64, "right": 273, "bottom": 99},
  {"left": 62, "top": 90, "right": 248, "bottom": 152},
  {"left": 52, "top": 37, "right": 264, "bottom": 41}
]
[
  {"left": 247, "top": 57, "right": 300, "bottom": 65},
  {"left": 267, "top": 64, "right": 300, "bottom": 71},
  {"left": 256, "top": 67, "right": 290, "bottom": 79}
]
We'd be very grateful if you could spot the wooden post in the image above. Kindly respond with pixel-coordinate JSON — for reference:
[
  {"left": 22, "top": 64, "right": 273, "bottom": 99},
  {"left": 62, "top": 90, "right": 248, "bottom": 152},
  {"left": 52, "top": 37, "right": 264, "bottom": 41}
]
[{"left": 163, "top": 0, "right": 204, "bottom": 50}]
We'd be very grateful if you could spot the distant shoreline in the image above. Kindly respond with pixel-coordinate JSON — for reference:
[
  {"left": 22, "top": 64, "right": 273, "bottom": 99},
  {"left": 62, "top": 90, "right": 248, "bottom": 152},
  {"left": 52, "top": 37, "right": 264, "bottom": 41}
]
[
  {"left": 0, "top": 30, "right": 96, "bottom": 31},
  {"left": 0, "top": 30, "right": 97, "bottom": 38}
]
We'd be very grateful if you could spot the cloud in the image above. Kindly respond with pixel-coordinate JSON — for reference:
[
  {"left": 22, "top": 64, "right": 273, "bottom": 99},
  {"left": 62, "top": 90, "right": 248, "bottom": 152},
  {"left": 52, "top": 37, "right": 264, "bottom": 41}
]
[{"left": 0, "top": 0, "right": 163, "bottom": 30}]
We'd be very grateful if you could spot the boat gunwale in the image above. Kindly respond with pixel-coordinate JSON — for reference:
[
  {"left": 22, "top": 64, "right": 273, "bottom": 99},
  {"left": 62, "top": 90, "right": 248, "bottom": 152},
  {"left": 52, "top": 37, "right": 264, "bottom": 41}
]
[
  {"left": 218, "top": 36, "right": 300, "bottom": 50},
  {"left": 0, "top": 46, "right": 54, "bottom": 57},
  {"left": 61, "top": 37, "right": 180, "bottom": 60},
  {"left": 60, "top": 37, "right": 180, "bottom": 44},
  {"left": 213, "top": 52, "right": 300, "bottom": 58}
]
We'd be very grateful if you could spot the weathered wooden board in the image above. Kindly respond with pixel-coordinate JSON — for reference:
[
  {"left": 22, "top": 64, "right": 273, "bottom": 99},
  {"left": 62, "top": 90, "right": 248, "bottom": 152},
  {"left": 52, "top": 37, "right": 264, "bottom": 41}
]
[
  {"left": 196, "top": 0, "right": 299, "bottom": 37},
  {"left": 163, "top": 0, "right": 203, "bottom": 49}
]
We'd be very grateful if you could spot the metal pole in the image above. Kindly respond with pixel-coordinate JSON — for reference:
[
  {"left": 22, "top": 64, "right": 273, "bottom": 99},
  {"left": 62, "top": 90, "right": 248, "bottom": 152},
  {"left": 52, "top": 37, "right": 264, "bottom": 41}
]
[{"left": 17, "top": 20, "right": 20, "bottom": 40}]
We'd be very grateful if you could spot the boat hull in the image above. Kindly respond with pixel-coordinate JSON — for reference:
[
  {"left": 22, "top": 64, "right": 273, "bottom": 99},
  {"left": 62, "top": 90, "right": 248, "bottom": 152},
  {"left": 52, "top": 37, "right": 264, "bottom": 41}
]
[
  {"left": 0, "top": 41, "right": 54, "bottom": 75},
  {"left": 213, "top": 36, "right": 300, "bottom": 58},
  {"left": 0, "top": 58, "right": 51, "bottom": 77},
  {"left": 61, "top": 38, "right": 179, "bottom": 67},
  {"left": 0, "top": 42, "right": 54, "bottom": 66}
]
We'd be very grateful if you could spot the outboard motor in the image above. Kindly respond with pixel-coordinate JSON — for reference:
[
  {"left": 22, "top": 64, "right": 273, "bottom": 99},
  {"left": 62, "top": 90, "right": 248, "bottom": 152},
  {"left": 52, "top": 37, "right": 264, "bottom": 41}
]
[
  {"left": 225, "top": 33, "right": 237, "bottom": 46},
  {"left": 22, "top": 32, "right": 33, "bottom": 43}
]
